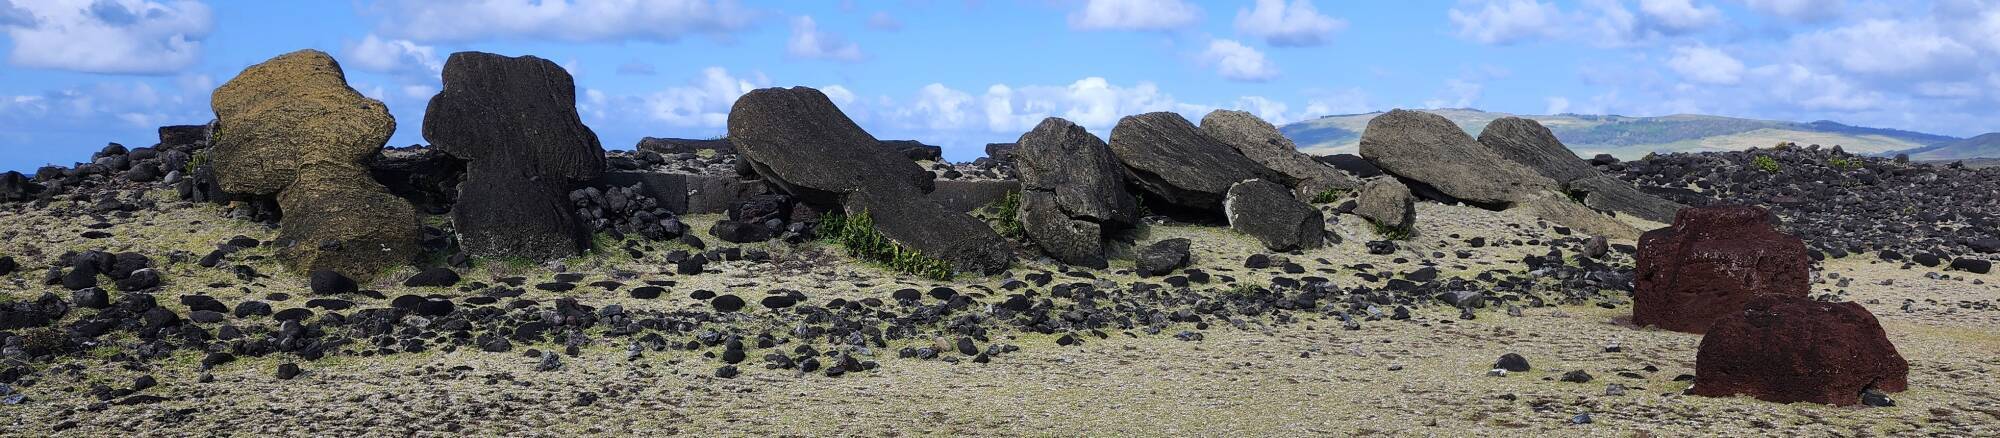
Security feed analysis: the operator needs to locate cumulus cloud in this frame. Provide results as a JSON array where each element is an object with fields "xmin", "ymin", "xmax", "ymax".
[
  {"xmin": 1794, "ymin": 18, "xmax": 1978, "ymax": 80},
  {"xmin": 1545, "ymin": 96, "xmax": 1572, "ymax": 114},
  {"xmin": 370, "ymin": 0, "xmax": 756, "ymax": 43},
  {"xmin": 1667, "ymin": 45, "xmax": 1744, "ymax": 84},
  {"xmin": 344, "ymin": 34, "xmax": 442, "ymax": 75},
  {"xmin": 1069, "ymin": 0, "xmax": 1200, "ymax": 31},
  {"xmin": 2, "ymin": 0, "xmax": 213, "ymax": 74},
  {"xmin": 1747, "ymin": 63, "xmax": 1882, "ymax": 111},
  {"xmin": 1234, "ymin": 0, "xmax": 1347, "ymax": 47},
  {"xmin": 1636, "ymin": 0, "xmax": 1722, "ymax": 32},
  {"xmin": 575, "ymin": 67, "xmax": 767, "ymax": 129},
  {"xmin": 1448, "ymin": 0, "xmax": 1564, "ymax": 45},
  {"xmin": 788, "ymin": 16, "xmax": 864, "ymax": 62},
  {"xmin": 1199, "ymin": 39, "xmax": 1280, "ymax": 82}
]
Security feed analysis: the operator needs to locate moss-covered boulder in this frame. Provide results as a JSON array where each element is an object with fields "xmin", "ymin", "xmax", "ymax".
[
  {"xmin": 275, "ymin": 164, "xmax": 422, "ymax": 278},
  {"xmin": 210, "ymin": 49, "xmax": 418, "ymax": 280},
  {"xmin": 211, "ymin": 49, "xmax": 394, "ymax": 196}
]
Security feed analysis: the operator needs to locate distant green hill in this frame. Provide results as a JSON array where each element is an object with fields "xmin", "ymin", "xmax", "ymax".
[
  {"xmin": 1278, "ymin": 109, "xmax": 1963, "ymax": 160},
  {"xmin": 1904, "ymin": 133, "xmax": 2000, "ymax": 161}
]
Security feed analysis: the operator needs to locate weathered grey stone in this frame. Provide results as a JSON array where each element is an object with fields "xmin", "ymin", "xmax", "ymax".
[
  {"xmin": 1225, "ymin": 179, "xmax": 1325, "ymax": 251},
  {"xmin": 729, "ymin": 87, "xmax": 1009, "ymax": 274},
  {"xmin": 1477, "ymin": 117, "xmax": 1684, "ymax": 223},
  {"xmin": 1018, "ymin": 191, "xmax": 1108, "ymax": 268},
  {"xmin": 1109, "ymin": 112, "xmax": 1285, "ymax": 211},
  {"xmin": 636, "ymin": 137, "xmax": 734, "ymax": 155},
  {"xmin": 1358, "ymin": 109, "xmax": 1555, "ymax": 206},
  {"xmin": 1200, "ymin": 109, "xmax": 1358, "ymax": 199},
  {"xmin": 1014, "ymin": 117, "xmax": 1139, "ymax": 267},
  {"xmin": 927, "ymin": 180, "xmax": 1021, "ymax": 213},
  {"xmin": 1354, "ymin": 177, "xmax": 1415, "ymax": 231}
]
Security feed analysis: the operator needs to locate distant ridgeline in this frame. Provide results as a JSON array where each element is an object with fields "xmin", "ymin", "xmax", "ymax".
[{"xmin": 1278, "ymin": 108, "xmax": 1984, "ymax": 160}]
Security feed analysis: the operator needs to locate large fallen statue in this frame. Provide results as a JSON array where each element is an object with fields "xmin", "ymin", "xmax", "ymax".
[
  {"xmin": 209, "ymin": 49, "xmax": 419, "ymax": 281},
  {"xmin": 1477, "ymin": 117, "xmax": 1685, "ymax": 223},
  {"xmin": 727, "ymin": 86, "xmax": 1011, "ymax": 275},
  {"xmin": 424, "ymin": 51, "xmax": 607, "ymax": 261},
  {"xmin": 1358, "ymin": 109, "xmax": 1640, "ymax": 239},
  {"xmin": 1013, "ymin": 118, "xmax": 1138, "ymax": 268}
]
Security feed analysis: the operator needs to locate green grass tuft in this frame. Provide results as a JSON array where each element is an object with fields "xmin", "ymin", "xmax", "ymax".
[
  {"xmin": 1828, "ymin": 156, "xmax": 1862, "ymax": 170},
  {"xmin": 1309, "ymin": 187, "xmax": 1348, "ymax": 205},
  {"xmin": 982, "ymin": 190, "xmax": 1025, "ymax": 239},
  {"xmin": 1372, "ymin": 222, "xmax": 1414, "ymax": 241},
  {"xmin": 1753, "ymin": 155, "xmax": 1780, "ymax": 173},
  {"xmin": 818, "ymin": 210, "xmax": 955, "ymax": 281}
]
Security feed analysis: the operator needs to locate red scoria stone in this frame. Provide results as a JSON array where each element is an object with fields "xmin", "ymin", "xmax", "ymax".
[
  {"xmin": 1692, "ymin": 294, "xmax": 1909, "ymax": 406},
  {"xmin": 1634, "ymin": 205, "xmax": 1811, "ymax": 334}
]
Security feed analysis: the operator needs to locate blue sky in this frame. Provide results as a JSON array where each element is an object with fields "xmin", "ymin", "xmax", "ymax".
[{"xmin": 2, "ymin": 0, "xmax": 1998, "ymax": 171}]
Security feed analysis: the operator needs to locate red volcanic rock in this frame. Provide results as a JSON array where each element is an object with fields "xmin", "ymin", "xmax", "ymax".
[
  {"xmin": 1692, "ymin": 295, "xmax": 1908, "ymax": 406},
  {"xmin": 1634, "ymin": 205, "xmax": 1811, "ymax": 333}
]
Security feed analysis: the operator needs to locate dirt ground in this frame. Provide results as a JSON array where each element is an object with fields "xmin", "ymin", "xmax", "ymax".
[{"xmin": 1, "ymin": 193, "xmax": 1994, "ymax": 437}]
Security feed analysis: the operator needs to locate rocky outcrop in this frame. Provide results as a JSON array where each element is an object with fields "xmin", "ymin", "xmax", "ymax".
[
  {"xmin": 1, "ymin": 171, "xmax": 42, "ymax": 202},
  {"xmin": 1225, "ymin": 179, "xmax": 1325, "ymax": 251},
  {"xmin": 881, "ymin": 140, "xmax": 943, "ymax": 162},
  {"xmin": 1108, "ymin": 112, "xmax": 1285, "ymax": 211},
  {"xmin": 637, "ymin": 137, "xmax": 734, "ymax": 155},
  {"xmin": 210, "ymin": 49, "xmax": 418, "ymax": 280},
  {"xmin": 1358, "ymin": 110, "xmax": 1554, "ymax": 206},
  {"xmin": 1014, "ymin": 118, "xmax": 1138, "ymax": 268},
  {"xmin": 1692, "ymin": 294, "xmax": 1908, "ymax": 406},
  {"xmin": 1354, "ymin": 177, "xmax": 1414, "ymax": 231},
  {"xmin": 424, "ymin": 51, "xmax": 606, "ymax": 261},
  {"xmin": 1477, "ymin": 117, "xmax": 1684, "ymax": 223},
  {"xmin": 1634, "ymin": 205, "xmax": 1811, "ymax": 333},
  {"xmin": 1200, "ymin": 110, "xmax": 1358, "ymax": 200},
  {"xmin": 728, "ymin": 86, "xmax": 1009, "ymax": 274}
]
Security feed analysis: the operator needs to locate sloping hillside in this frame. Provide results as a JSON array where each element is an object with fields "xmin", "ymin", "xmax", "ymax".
[
  {"xmin": 1280, "ymin": 109, "xmax": 1960, "ymax": 159},
  {"xmin": 1906, "ymin": 133, "xmax": 2000, "ymax": 161}
]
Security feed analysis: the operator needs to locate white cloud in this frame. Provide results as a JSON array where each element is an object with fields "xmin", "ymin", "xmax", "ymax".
[
  {"xmin": 1448, "ymin": 0, "xmax": 1563, "ymax": 45},
  {"xmin": 401, "ymin": 85, "xmax": 438, "ymax": 100},
  {"xmin": 1740, "ymin": 0, "xmax": 1844, "ymax": 22},
  {"xmin": 821, "ymin": 85, "xmax": 857, "ymax": 106},
  {"xmin": 1231, "ymin": 96, "xmax": 1294, "ymax": 125},
  {"xmin": 1301, "ymin": 88, "xmax": 1372, "ymax": 116},
  {"xmin": 629, "ymin": 67, "xmax": 768, "ymax": 128},
  {"xmin": 866, "ymin": 11, "xmax": 902, "ymax": 31},
  {"xmin": 1748, "ymin": 63, "xmax": 1881, "ymax": 111},
  {"xmin": 1795, "ymin": 18, "xmax": 1978, "ymax": 79},
  {"xmin": 1199, "ymin": 39, "xmax": 1279, "ymax": 82},
  {"xmin": 788, "ymin": 16, "xmax": 863, "ymax": 62},
  {"xmin": 888, "ymin": 77, "xmax": 1220, "ymax": 136},
  {"xmin": 1636, "ymin": 0, "xmax": 1722, "ymax": 32},
  {"xmin": 371, "ymin": 0, "xmax": 756, "ymax": 43},
  {"xmin": 1545, "ymin": 96, "xmax": 1572, "ymax": 114},
  {"xmin": 1424, "ymin": 78, "xmax": 1484, "ymax": 108},
  {"xmin": 1069, "ymin": 0, "xmax": 1200, "ymax": 31},
  {"xmin": 1234, "ymin": 0, "xmax": 1347, "ymax": 47},
  {"xmin": 1667, "ymin": 45, "xmax": 1744, "ymax": 84},
  {"xmin": 2, "ymin": 0, "xmax": 213, "ymax": 74},
  {"xmin": 344, "ymin": 34, "xmax": 442, "ymax": 75}
]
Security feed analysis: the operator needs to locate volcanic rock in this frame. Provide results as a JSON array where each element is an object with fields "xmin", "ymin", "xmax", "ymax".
[
  {"xmin": 728, "ymin": 87, "xmax": 1009, "ymax": 274},
  {"xmin": 1357, "ymin": 109, "xmax": 1555, "ymax": 208},
  {"xmin": 1013, "ymin": 117, "xmax": 1137, "ymax": 268},
  {"xmin": 1199, "ymin": 109, "xmax": 1357, "ymax": 199},
  {"xmin": 1108, "ymin": 112, "xmax": 1285, "ymax": 211},
  {"xmin": 1477, "ymin": 117, "xmax": 1684, "ymax": 222},
  {"xmin": 1224, "ymin": 179, "xmax": 1324, "ymax": 251},
  {"xmin": 1692, "ymin": 294, "xmax": 1908, "ymax": 406},
  {"xmin": 402, "ymin": 267, "xmax": 461, "ymax": 287},
  {"xmin": 210, "ymin": 49, "xmax": 419, "ymax": 280},
  {"xmin": 1353, "ymin": 177, "xmax": 1415, "ymax": 231},
  {"xmin": 425, "ymin": 51, "xmax": 605, "ymax": 261},
  {"xmin": 1635, "ymin": 206, "xmax": 1811, "ymax": 334},
  {"xmin": 1134, "ymin": 238, "xmax": 1192, "ymax": 277}
]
